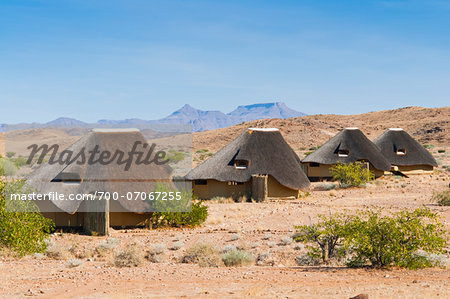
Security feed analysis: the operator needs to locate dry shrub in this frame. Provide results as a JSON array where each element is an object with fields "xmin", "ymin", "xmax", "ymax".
[
  {"xmin": 66, "ymin": 258, "xmax": 84, "ymax": 268},
  {"xmin": 210, "ymin": 196, "xmax": 235, "ymax": 204},
  {"xmin": 115, "ymin": 244, "xmax": 143, "ymax": 267},
  {"xmin": 434, "ymin": 190, "xmax": 450, "ymax": 206},
  {"xmin": 96, "ymin": 238, "xmax": 119, "ymax": 257},
  {"xmin": 46, "ymin": 242, "xmax": 72, "ymax": 260},
  {"xmin": 222, "ymin": 249, "xmax": 255, "ymax": 266},
  {"xmin": 146, "ymin": 243, "xmax": 166, "ymax": 263},
  {"xmin": 182, "ymin": 243, "xmax": 222, "ymax": 267},
  {"xmin": 171, "ymin": 241, "xmax": 184, "ymax": 251},
  {"xmin": 280, "ymin": 236, "xmax": 293, "ymax": 246},
  {"xmin": 229, "ymin": 233, "xmax": 240, "ymax": 241},
  {"xmin": 0, "ymin": 246, "xmax": 16, "ymax": 258},
  {"xmin": 296, "ymin": 254, "xmax": 321, "ymax": 266},
  {"xmin": 68, "ymin": 242, "xmax": 94, "ymax": 259},
  {"xmin": 263, "ymin": 232, "xmax": 272, "ymax": 240}
]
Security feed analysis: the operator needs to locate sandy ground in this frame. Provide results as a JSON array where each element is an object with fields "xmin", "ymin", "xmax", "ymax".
[{"xmin": 1, "ymin": 165, "xmax": 449, "ymax": 299}]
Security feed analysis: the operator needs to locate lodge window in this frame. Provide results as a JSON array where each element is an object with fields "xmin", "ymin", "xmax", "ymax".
[
  {"xmin": 338, "ymin": 150, "xmax": 349, "ymax": 157},
  {"xmin": 310, "ymin": 162, "xmax": 320, "ymax": 167},
  {"xmin": 194, "ymin": 180, "xmax": 207, "ymax": 185},
  {"xmin": 51, "ymin": 172, "xmax": 82, "ymax": 184},
  {"xmin": 396, "ymin": 149, "xmax": 406, "ymax": 155},
  {"xmin": 228, "ymin": 181, "xmax": 244, "ymax": 186},
  {"xmin": 234, "ymin": 160, "xmax": 249, "ymax": 169}
]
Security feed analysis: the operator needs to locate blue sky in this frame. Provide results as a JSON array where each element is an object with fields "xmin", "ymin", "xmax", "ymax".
[{"xmin": 1, "ymin": 0, "xmax": 449, "ymax": 123}]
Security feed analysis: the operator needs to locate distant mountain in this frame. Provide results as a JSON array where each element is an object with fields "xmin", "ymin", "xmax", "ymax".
[
  {"xmin": 1, "ymin": 102, "xmax": 307, "ymax": 132},
  {"xmin": 228, "ymin": 102, "xmax": 306, "ymax": 123},
  {"xmin": 46, "ymin": 117, "xmax": 87, "ymax": 127},
  {"xmin": 157, "ymin": 104, "xmax": 234, "ymax": 131}
]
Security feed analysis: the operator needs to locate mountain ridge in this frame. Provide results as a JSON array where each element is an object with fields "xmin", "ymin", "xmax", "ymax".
[{"xmin": 1, "ymin": 102, "xmax": 306, "ymax": 132}]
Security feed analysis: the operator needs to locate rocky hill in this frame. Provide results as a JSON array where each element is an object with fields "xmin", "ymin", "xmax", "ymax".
[{"xmin": 193, "ymin": 106, "xmax": 449, "ymax": 154}]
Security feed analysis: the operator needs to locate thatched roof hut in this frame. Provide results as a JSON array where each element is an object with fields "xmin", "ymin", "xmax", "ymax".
[
  {"xmin": 373, "ymin": 128, "xmax": 437, "ymax": 173},
  {"xmin": 26, "ymin": 129, "xmax": 174, "ymax": 231},
  {"xmin": 302, "ymin": 128, "xmax": 391, "ymax": 180},
  {"xmin": 186, "ymin": 128, "xmax": 309, "ymax": 199}
]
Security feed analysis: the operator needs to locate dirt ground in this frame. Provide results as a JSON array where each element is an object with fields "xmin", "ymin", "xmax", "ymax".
[{"xmin": 1, "ymin": 148, "xmax": 449, "ymax": 298}]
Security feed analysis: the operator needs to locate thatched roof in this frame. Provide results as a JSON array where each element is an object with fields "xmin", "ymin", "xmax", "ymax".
[
  {"xmin": 185, "ymin": 128, "xmax": 310, "ymax": 190},
  {"xmin": 302, "ymin": 128, "xmax": 391, "ymax": 171},
  {"xmin": 373, "ymin": 128, "xmax": 437, "ymax": 167},
  {"xmin": 26, "ymin": 129, "xmax": 173, "ymax": 214}
]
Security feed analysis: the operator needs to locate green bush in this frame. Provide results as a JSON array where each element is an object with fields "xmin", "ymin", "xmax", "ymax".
[
  {"xmin": 344, "ymin": 207, "xmax": 447, "ymax": 269},
  {"xmin": 0, "ymin": 158, "xmax": 18, "ymax": 176},
  {"xmin": 295, "ymin": 207, "xmax": 448, "ymax": 269},
  {"xmin": 423, "ymin": 143, "xmax": 435, "ymax": 149},
  {"xmin": 164, "ymin": 150, "xmax": 186, "ymax": 164},
  {"xmin": 437, "ymin": 149, "xmax": 445, "ymax": 153},
  {"xmin": 6, "ymin": 152, "xmax": 15, "ymax": 158},
  {"xmin": 304, "ymin": 151, "xmax": 313, "ymax": 157},
  {"xmin": 222, "ymin": 249, "xmax": 255, "ymax": 266},
  {"xmin": 12, "ymin": 156, "xmax": 28, "ymax": 168},
  {"xmin": 434, "ymin": 190, "xmax": 450, "ymax": 206},
  {"xmin": 0, "ymin": 179, "xmax": 54, "ymax": 256},
  {"xmin": 330, "ymin": 162, "xmax": 374, "ymax": 187},
  {"xmin": 147, "ymin": 183, "xmax": 208, "ymax": 228},
  {"xmin": 294, "ymin": 212, "xmax": 350, "ymax": 262}
]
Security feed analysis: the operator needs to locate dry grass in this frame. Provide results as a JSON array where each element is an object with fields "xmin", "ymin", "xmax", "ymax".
[
  {"xmin": 115, "ymin": 244, "xmax": 143, "ymax": 268},
  {"xmin": 146, "ymin": 244, "xmax": 166, "ymax": 263},
  {"xmin": 182, "ymin": 242, "xmax": 222, "ymax": 267},
  {"xmin": 46, "ymin": 243, "xmax": 72, "ymax": 260},
  {"xmin": 222, "ymin": 249, "xmax": 255, "ymax": 267}
]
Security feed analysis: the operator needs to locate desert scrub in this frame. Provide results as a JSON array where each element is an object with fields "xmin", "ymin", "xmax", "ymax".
[
  {"xmin": 263, "ymin": 232, "xmax": 272, "ymax": 240},
  {"xmin": 280, "ymin": 236, "xmax": 293, "ymax": 246},
  {"xmin": 221, "ymin": 244, "xmax": 237, "ymax": 253},
  {"xmin": 181, "ymin": 243, "xmax": 222, "ymax": 267},
  {"xmin": 146, "ymin": 243, "xmax": 166, "ymax": 263},
  {"xmin": 0, "ymin": 179, "xmax": 54, "ymax": 256},
  {"xmin": 46, "ymin": 242, "xmax": 72, "ymax": 260},
  {"xmin": 210, "ymin": 196, "xmax": 234, "ymax": 204},
  {"xmin": 433, "ymin": 190, "xmax": 450, "ymax": 206},
  {"xmin": 170, "ymin": 241, "xmax": 184, "ymax": 251},
  {"xmin": 315, "ymin": 182, "xmax": 336, "ymax": 191},
  {"xmin": 96, "ymin": 238, "xmax": 119, "ymax": 257},
  {"xmin": 115, "ymin": 244, "xmax": 143, "ymax": 267},
  {"xmin": 229, "ymin": 233, "xmax": 240, "ymax": 241},
  {"xmin": 330, "ymin": 162, "xmax": 374, "ymax": 188},
  {"xmin": 295, "ymin": 254, "xmax": 321, "ymax": 266},
  {"xmin": 256, "ymin": 252, "xmax": 271, "ymax": 265},
  {"xmin": 66, "ymin": 259, "xmax": 84, "ymax": 268},
  {"xmin": 222, "ymin": 249, "xmax": 255, "ymax": 266}
]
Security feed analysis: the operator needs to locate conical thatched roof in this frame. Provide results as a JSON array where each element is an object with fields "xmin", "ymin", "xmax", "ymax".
[
  {"xmin": 373, "ymin": 128, "xmax": 437, "ymax": 167},
  {"xmin": 26, "ymin": 129, "xmax": 173, "ymax": 214},
  {"xmin": 185, "ymin": 128, "xmax": 310, "ymax": 190},
  {"xmin": 302, "ymin": 128, "xmax": 391, "ymax": 171}
]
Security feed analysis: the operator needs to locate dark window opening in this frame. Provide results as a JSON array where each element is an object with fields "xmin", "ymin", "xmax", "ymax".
[
  {"xmin": 338, "ymin": 150, "xmax": 349, "ymax": 157},
  {"xmin": 234, "ymin": 160, "xmax": 249, "ymax": 169},
  {"xmin": 194, "ymin": 179, "xmax": 207, "ymax": 185},
  {"xmin": 396, "ymin": 149, "xmax": 406, "ymax": 155},
  {"xmin": 310, "ymin": 162, "xmax": 320, "ymax": 167},
  {"xmin": 51, "ymin": 172, "xmax": 82, "ymax": 184}
]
